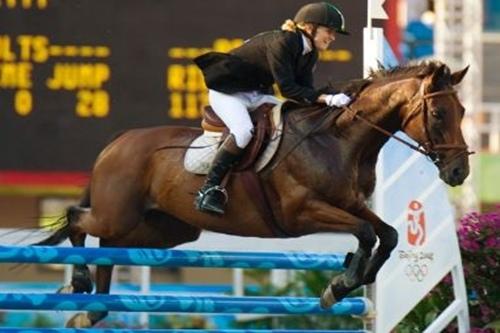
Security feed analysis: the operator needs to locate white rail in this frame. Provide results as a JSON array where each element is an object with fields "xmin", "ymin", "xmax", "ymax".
[{"xmin": 477, "ymin": 102, "xmax": 500, "ymax": 153}]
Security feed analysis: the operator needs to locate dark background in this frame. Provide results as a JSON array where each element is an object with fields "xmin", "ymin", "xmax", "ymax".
[{"xmin": 0, "ymin": 0, "xmax": 365, "ymax": 173}]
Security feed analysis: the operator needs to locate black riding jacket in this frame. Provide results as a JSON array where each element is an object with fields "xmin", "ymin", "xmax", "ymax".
[{"xmin": 194, "ymin": 30, "xmax": 321, "ymax": 103}]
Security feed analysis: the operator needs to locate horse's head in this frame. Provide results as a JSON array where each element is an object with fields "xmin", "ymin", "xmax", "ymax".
[{"xmin": 401, "ymin": 64, "xmax": 470, "ymax": 186}]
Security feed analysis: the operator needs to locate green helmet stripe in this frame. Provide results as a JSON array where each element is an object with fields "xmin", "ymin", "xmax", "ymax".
[{"xmin": 327, "ymin": 3, "xmax": 345, "ymax": 31}]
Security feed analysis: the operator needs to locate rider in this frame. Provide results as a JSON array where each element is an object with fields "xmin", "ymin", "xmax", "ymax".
[{"xmin": 194, "ymin": 2, "xmax": 352, "ymax": 215}]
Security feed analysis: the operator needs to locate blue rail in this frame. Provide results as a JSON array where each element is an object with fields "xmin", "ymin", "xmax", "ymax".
[
  {"xmin": 0, "ymin": 329, "xmax": 369, "ymax": 333},
  {"xmin": 0, "ymin": 293, "xmax": 368, "ymax": 315},
  {"xmin": 0, "ymin": 246, "xmax": 345, "ymax": 270}
]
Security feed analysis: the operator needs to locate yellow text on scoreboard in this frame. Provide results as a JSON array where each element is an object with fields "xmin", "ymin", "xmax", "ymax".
[{"xmin": 0, "ymin": 34, "xmax": 111, "ymax": 117}]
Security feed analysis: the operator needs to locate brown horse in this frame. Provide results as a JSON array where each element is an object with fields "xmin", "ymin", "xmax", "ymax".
[{"xmin": 38, "ymin": 61, "xmax": 470, "ymax": 327}]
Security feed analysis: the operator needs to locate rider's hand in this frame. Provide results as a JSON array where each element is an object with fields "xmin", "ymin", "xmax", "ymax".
[{"xmin": 324, "ymin": 93, "xmax": 351, "ymax": 107}]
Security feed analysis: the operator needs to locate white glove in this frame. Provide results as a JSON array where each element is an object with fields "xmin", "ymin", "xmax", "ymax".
[{"xmin": 324, "ymin": 93, "xmax": 351, "ymax": 107}]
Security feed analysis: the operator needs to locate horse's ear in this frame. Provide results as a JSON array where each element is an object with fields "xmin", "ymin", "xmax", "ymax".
[
  {"xmin": 430, "ymin": 64, "xmax": 448, "ymax": 87},
  {"xmin": 424, "ymin": 64, "xmax": 447, "ymax": 92},
  {"xmin": 450, "ymin": 65, "xmax": 469, "ymax": 85}
]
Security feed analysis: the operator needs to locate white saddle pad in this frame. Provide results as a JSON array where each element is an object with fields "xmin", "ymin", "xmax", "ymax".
[{"xmin": 184, "ymin": 103, "xmax": 284, "ymax": 174}]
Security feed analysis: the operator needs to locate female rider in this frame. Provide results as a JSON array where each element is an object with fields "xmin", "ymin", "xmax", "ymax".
[{"xmin": 194, "ymin": 2, "xmax": 352, "ymax": 215}]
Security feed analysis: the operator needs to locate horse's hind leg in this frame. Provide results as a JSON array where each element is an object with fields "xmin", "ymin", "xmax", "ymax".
[
  {"xmin": 37, "ymin": 186, "xmax": 93, "ymax": 295},
  {"xmin": 66, "ymin": 209, "xmax": 201, "ymax": 328},
  {"xmin": 62, "ymin": 187, "xmax": 93, "ymax": 294},
  {"xmin": 64, "ymin": 206, "xmax": 93, "ymax": 294},
  {"xmin": 65, "ymin": 251, "xmax": 113, "ymax": 328}
]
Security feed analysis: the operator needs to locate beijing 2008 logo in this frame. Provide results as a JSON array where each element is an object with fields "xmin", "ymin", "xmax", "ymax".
[
  {"xmin": 407, "ymin": 200, "xmax": 426, "ymax": 246},
  {"xmin": 399, "ymin": 200, "xmax": 433, "ymax": 282}
]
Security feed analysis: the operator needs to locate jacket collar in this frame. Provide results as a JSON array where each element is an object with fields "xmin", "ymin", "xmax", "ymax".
[{"xmin": 300, "ymin": 32, "xmax": 313, "ymax": 55}]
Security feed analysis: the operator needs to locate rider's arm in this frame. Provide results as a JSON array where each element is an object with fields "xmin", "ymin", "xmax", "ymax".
[{"xmin": 266, "ymin": 33, "xmax": 320, "ymax": 103}]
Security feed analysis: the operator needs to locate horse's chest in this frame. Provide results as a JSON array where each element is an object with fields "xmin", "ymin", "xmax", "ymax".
[{"xmin": 334, "ymin": 165, "xmax": 374, "ymax": 201}]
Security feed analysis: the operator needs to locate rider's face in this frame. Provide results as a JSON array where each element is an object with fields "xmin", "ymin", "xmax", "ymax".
[{"xmin": 313, "ymin": 26, "xmax": 336, "ymax": 50}]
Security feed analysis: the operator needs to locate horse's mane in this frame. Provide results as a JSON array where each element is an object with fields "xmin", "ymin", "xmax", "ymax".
[{"xmin": 324, "ymin": 60, "xmax": 451, "ymax": 96}]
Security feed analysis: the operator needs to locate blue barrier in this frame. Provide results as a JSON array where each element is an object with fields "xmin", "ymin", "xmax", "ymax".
[
  {"xmin": 0, "ymin": 246, "xmax": 368, "ymax": 332},
  {"xmin": 0, "ymin": 293, "xmax": 368, "ymax": 316},
  {"xmin": 0, "ymin": 329, "xmax": 368, "ymax": 333},
  {"xmin": 0, "ymin": 246, "xmax": 345, "ymax": 270},
  {"xmin": 0, "ymin": 282, "xmax": 259, "ymax": 294}
]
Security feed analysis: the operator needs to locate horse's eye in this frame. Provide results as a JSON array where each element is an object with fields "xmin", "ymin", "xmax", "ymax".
[{"xmin": 431, "ymin": 109, "xmax": 444, "ymax": 121}]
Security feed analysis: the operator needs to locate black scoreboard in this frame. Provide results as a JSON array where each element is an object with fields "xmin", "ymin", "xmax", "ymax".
[{"xmin": 0, "ymin": 0, "xmax": 365, "ymax": 183}]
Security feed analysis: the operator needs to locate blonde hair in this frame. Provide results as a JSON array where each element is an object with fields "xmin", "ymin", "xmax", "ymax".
[{"xmin": 281, "ymin": 19, "xmax": 309, "ymax": 32}]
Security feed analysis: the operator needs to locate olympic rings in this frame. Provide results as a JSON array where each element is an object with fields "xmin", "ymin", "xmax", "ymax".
[{"xmin": 404, "ymin": 263, "xmax": 428, "ymax": 282}]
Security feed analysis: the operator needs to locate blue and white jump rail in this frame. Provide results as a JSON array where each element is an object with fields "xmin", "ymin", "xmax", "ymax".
[
  {"xmin": 0, "ymin": 246, "xmax": 371, "ymax": 332},
  {"xmin": 0, "ymin": 245, "xmax": 345, "ymax": 270},
  {"xmin": 0, "ymin": 293, "xmax": 367, "ymax": 315},
  {"xmin": 2, "ymin": 328, "xmax": 366, "ymax": 333}
]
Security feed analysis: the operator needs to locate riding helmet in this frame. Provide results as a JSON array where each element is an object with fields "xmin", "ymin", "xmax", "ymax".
[{"xmin": 294, "ymin": 2, "xmax": 349, "ymax": 35}]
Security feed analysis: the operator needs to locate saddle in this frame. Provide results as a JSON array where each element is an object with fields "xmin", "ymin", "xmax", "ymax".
[
  {"xmin": 200, "ymin": 103, "xmax": 291, "ymax": 237},
  {"xmin": 201, "ymin": 103, "xmax": 276, "ymax": 171},
  {"xmin": 184, "ymin": 101, "xmax": 295, "ymax": 237}
]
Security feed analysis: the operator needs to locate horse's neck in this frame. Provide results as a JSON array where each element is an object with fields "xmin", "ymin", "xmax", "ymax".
[{"xmin": 347, "ymin": 78, "xmax": 420, "ymax": 159}]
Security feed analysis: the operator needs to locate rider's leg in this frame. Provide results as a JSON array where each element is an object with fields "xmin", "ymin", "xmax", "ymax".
[{"xmin": 195, "ymin": 90, "xmax": 252, "ymax": 215}]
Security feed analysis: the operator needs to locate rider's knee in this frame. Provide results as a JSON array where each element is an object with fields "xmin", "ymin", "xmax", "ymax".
[{"xmin": 233, "ymin": 125, "xmax": 254, "ymax": 148}]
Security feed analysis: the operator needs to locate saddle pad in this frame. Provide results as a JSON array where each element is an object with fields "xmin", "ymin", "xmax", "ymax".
[
  {"xmin": 184, "ymin": 104, "xmax": 284, "ymax": 174},
  {"xmin": 184, "ymin": 132, "xmax": 223, "ymax": 174}
]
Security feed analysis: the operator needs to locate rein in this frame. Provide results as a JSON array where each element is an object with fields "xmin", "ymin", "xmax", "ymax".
[
  {"xmin": 269, "ymin": 105, "xmax": 337, "ymax": 171},
  {"xmin": 348, "ymin": 89, "xmax": 473, "ymax": 166},
  {"xmin": 344, "ymin": 105, "xmax": 430, "ymax": 156}
]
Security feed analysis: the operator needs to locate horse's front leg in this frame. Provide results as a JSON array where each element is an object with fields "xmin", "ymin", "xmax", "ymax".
[
  {"xmin": 297, "ymin": 200, "xmax": 377, "ymax": 308},
  {"xmin": 356, "ymin": 206, "xmax": 399, "ymax": 284}
]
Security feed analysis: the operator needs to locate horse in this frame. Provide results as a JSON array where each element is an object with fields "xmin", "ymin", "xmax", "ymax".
[{"xmin": 37, "ymin": 61, "xmax": 470, "ymax": 327}]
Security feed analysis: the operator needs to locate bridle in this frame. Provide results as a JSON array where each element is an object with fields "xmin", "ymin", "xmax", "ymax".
[
  {"xmin": 271, "ymin": 86, "xmax": 473, "ymax": 171},
  {"xmin": 345, "ymin": 88, "xmax": 473, "ymax": 167}
]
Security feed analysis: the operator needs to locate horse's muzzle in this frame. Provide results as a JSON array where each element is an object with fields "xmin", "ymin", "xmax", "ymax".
[{"xmin": 439, "ymin": 157, "xmax": 470, "ymax": 187}]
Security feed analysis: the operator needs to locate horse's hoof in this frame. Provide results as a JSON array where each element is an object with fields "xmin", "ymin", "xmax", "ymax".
[
  {"xmin": 320, "ymin": 275, "xmax": 354, "ymax": 309},
  {"xmin": 65, "ymin": 313, "xmax": 92, "ymax": 328},
  {"xmin": 72, "ymin": 277, "xmax": 93, "ymax": 293},
  {"xmin": 56, "ymin": 285, "xmax": 74, "ymax": 294},
  {"xmin": 320, "ymin": 285, "xmax": 337, "ymax": 309}
]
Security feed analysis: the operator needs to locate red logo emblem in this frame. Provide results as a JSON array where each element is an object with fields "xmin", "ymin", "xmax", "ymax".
[{"xmin": 407, "ymin": 200, "xmax": 426, "ymax": 246}]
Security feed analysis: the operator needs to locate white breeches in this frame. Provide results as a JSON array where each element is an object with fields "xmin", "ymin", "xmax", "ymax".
[{"xmin": 208, "ymin": 89, "xmax": 281, "ymax": 148}]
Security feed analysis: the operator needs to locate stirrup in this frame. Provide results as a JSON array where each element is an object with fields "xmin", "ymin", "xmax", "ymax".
[
  {"xmin": 200, "ymin": 186, "xmax": 229, "ymax": 205},
  {"xmin": 195, "ymin": 185, "xmax": 229, "ymax": 214}
]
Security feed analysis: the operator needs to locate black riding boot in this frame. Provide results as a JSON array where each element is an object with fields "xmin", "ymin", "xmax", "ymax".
[{"xmin": 195, "ymin": 134, "xmax": 243, "ymax": 215}]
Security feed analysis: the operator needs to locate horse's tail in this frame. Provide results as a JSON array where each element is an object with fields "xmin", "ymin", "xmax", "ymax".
[
  {"xmin": 33, "ymin": 184, "xmax": 91, "ymax": 246},
  {"xmin": 33, "ymin": 215, "xmax": 71, "ymax": 246}
]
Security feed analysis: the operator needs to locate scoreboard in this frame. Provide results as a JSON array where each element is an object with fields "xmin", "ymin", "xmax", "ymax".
[{"xmin": 0, "ymin": 0, "xmax": 365, "ymax": 191}]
